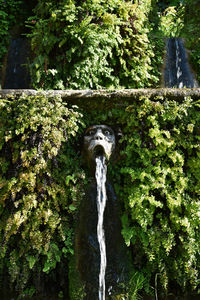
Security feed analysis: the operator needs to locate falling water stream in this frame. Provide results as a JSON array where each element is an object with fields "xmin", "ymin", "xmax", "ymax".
[
  {"xmin": 95, "ymin": 155, "xmax": 107, "ymax": 300},
  {"xmin": 164, "ymin": 38, "xmax": 198, "ymax": 88},
  {"xmin": 175, "ymin": 39, "xmax": 183, "ymax": 88},
  {"xmin": 3, "ymin": 38, "xmax": 30, "ymax": 89}
]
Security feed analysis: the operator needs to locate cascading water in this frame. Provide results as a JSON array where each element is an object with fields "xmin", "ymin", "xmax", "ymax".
[
  {"xmin": 95, "ymin": 155, "xmax": 107, "ymax": 300},
  {"xmin": 164, "ymin": 37, "xmax": 198, "ymax": 88},
  {"xmin": 3, "ymin": 38, "xmax": 30, "ymax": 89},
  {"xmin": 175, "ymin": 39, "xmax": 183, "ymax": 88}
]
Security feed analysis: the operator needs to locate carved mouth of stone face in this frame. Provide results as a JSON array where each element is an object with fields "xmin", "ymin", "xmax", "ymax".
[{"xmin": 93, "ymin": 145, "xmax": 105, "ymax": 157}]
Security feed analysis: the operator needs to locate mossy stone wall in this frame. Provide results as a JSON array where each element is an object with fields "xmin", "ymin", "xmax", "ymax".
[{"xmin": 1, "ymin": 89, "xmax": 200, "ymax": 299}]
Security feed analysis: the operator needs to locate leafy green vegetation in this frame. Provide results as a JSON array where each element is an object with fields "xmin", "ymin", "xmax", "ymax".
[
  {"xmin": 183, "ymin": 0, "xmax": 200, "ymax": 83},
  {"xmin": 1, "ymin": 0, "xmax": 200, "ymax": 299},
  {"xmin": 0, "ymin": 0, "xmax": 22, "ymax": 68},
  {"xmin": 1, "ymin": 93, "xmax": 200, "ymax": 298},
  {"xmin": 0, "ymin": 0, "xmax": 192, "ymax": 90},
  {"xmin": 0, "ymin": 0, "xmax": 37, "ymax": 88},
  {"xmin": 26, "ymin": 0, "xmax": 163, "ymax": 89},
  {"xmin": 119, "ymin": 96, "xmax": 200, "ymax": 297},
  {"xmin": 83, "ymin": 93, "xmax": 200, "ymax": 298},
  {"xmin": 0, "ymin": 94, "xmax": 85, "ymax": 297},
  {"xmin": 1, "ymin": 0, "xmax": 199, "ymax": 90},
  {"xmin": 159, "ymin": 2, "xmax": 185, "ymax": 37}
]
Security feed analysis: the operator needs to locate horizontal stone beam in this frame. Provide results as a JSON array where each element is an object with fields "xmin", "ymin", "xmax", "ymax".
[{"xmin": 1, "ymin": 88, "xmax": 200, "ymax": 102}]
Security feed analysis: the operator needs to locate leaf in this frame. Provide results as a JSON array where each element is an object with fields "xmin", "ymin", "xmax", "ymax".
[
  {"xmin": 69, "ymin": 204, "xmax": 76, "ymax": 211},
  {"xmin": 26, "ymin": 255, "xmax": 37, "ymax": 269}
]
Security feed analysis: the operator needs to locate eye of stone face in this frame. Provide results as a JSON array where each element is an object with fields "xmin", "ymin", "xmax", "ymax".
[
  {"xmin": 104, "ymin": 130, "xmax": 112, "ymax": 136},
  {"xmin": 87, "ymin": 129, "xmax": 95, "ymax": 136}
]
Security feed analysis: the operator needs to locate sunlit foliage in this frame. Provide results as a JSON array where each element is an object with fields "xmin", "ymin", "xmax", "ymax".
[{"xmin": 26, "ymin": 0, "xmax": 163, "ymax": 89}]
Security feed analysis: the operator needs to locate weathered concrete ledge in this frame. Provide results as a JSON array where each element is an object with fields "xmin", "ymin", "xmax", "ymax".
[{"xmin": 1, "ymin": 88, "xmax": 200, "ymax": 102}]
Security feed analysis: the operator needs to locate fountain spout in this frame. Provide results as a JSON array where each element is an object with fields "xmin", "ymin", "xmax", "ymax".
[
  {"xmin": 83, "ymin": 125, "xmax": 116, "ymax": 169},
  {"xmin": 76, "ymin": 125, "xmax": 128, "ymax": 299}
]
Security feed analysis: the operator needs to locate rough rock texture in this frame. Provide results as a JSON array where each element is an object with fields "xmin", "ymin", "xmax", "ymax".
[{"xmin": 1, "ymin": 88, "xmax": 200, "ymax": 104}]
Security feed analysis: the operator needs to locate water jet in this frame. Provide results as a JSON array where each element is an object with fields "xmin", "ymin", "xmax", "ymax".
[{"xmin": 76, "ymin": 125, "xmax": 127, "ymax": 299}]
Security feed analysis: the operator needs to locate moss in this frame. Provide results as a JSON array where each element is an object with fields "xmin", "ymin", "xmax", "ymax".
[{"xmin": 68, "ymin": 255, "xmax": 85, "ymax": 300}]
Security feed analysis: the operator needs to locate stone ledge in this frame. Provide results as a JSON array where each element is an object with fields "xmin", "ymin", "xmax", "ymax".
[{"xmin": 1, "ymin": 88, "xmax": 200, "ymax": 102}]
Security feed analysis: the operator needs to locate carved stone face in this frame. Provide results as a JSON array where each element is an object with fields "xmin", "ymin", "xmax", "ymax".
[{"xmin": 83, "ymin": 125, "xmax": 116, "ymax": 162}]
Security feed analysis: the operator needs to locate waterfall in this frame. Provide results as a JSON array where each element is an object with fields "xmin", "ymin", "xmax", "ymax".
[
  {"xmin": 164, "ymin": 38, "xmax": 198, "ymax": 88},
  {"xmin": 175, "ymin": 39, "xmax": 183, "ymax": 88},
  {"xmin": 3, "ymin": 38, "xmax": 30, "ymax": 89},
  {"xmin": 95, "ymin": 155, "xmax": 107, "ymax": 300}
]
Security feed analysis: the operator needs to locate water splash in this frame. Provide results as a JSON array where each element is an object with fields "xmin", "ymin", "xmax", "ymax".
[{"xmin": 95, "ymin": 155, "xmax": 107, "ymax": 300}]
